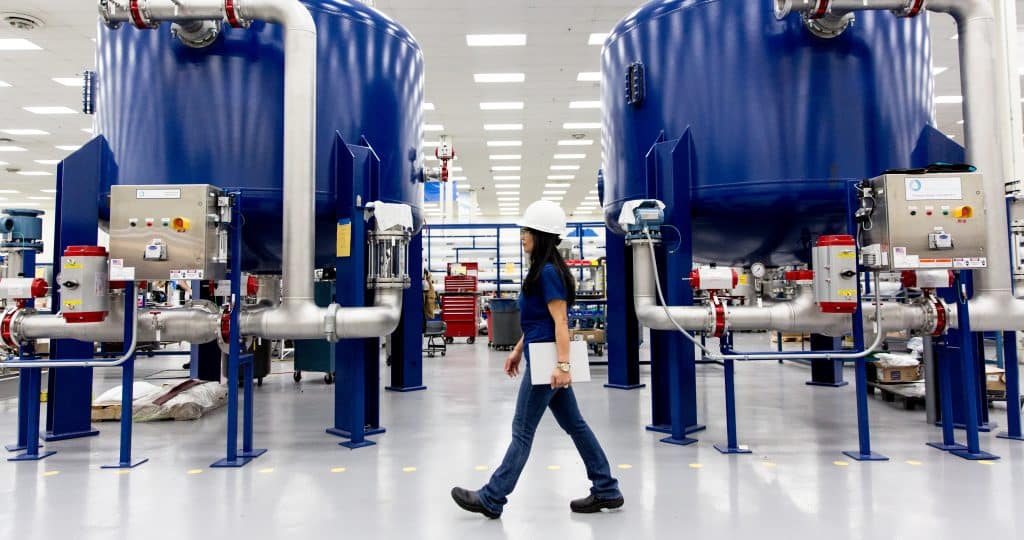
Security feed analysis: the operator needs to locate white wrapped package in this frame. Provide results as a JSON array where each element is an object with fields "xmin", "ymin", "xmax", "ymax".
[
  {"xmin": 369, "ymin": 201, "xmax": 413, "ymax": 232},
  {"xmin": 92, "ymin": 380, "xmax": 228, "ymax": 422},
  {"xmin": 875, "ymin": 353, "xmax": 920, "ymax": 368}
]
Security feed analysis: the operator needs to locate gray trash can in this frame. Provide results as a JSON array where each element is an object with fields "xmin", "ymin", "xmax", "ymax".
[{"xmin": 488, "ymin": 298, "xmax": 522, "ymax": 351}]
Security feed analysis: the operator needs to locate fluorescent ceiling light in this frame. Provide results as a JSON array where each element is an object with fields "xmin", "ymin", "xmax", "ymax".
[
  {"xmin": 0, "ymin": 190, "xmax": 19, "ymax": 193},
  {"xmin": 554, "ymin": 153, "xmax": 586, "ymax": 159},
  {"xmin": 474, "ymin": 73, "xmax": 526, "ymax": 83},
  {"xmin": 0, "ymin": 146, "xmax": 27, "ymax": 152},
  {"xmin": 17, "ymin": 171, "xmax": 50, "ymax": 176},
  {"xmin": 932, "ymin": 67, "xmax": 948, "ymax": 76},
  {"xmin": 558, "ymin": 139, "xmax": 594, "ymax": 146},
  {"xmin": 546, "ymin": 183, "xmax": 571, "ymax": 188},
  {"xmin": 487, "ymin": 140, "xmax": 522, "ymax": 147},
  {"xmin": 577, "ymin": 72, "xmax": 601, "ymax": 82},
  {"xmin": 569, "ymin": 101, "xmax": 601, "ymax": 109},
  {"xmin": 40, "ymin": 189, "xmax": 58, "ymax": 193},
  {"xmin": 498, "ymin": 197, "xmax": 520, "ymax": 201},
  {"xmin": 580, "ymin": 202, "xmax": 601, "ymax": 206},
  {"xmin": 466, "ymin": 34, "xmax": 527, "ymax": 47},
  {"xmin": 28, "ymin": 196, "xmax": 53, "ymax": 200},
  {"xmin": 0, "ymin": 81, "xmax": 11, "ymax": 87},
  {"xmin": 563, "ymin": 122, "xmax": 601, "ymax": 130},
  {"xmin": 495, "ymin": 183, "xmax": 520, "ymax": 188},
  {"xmin": 34, "ymin": 159, "xmax": 61, "ymax": 165},
  {"xmin": 81, "ymin": 128, "xmax": 94, "ymax": 134},
  {"xmin": 0, "ymin": 39, "xmax": 42, "ymax": 51},
  {"xmin": 52, "ymin": 77, "xmax": 84, "ymax": 87},
  {"xmin": 450, "ymin": 166, "xmax": 463, "ymax": 172},
  {"xmin": 480, "ymin": 102, "xmax": 524, "ymax": 110},
  {"xmin": 492, "ymin": 165, "xmax": 521, "ymax": 171},
  {"xmin": 498, "ymin": 202, "xmax": 520, "ymax": 207},
  {"xmin": 0, "ymin": 160, "xmax": 6, "ymax": 165},
  {"xmin": 422, "ymin": 140, "xmax": 440, "ymax": 147},
  {"xmin": 548, "ymin": 175, "xmax": 575, "ymax": 180},
  {"xmin": 423, "ymin": 102, "xmax": 435, "ymax": 111},
  {"xmin": 543, "ymin": 196, "xmax": 563, "ymax": 201},
  {"xmin": 456, "ymin": 184, "xmax": 471, "ymax": 190},
  {"xmin": 494, "ymin": 175, "xmax": 521, "ymax": 180},
  {"xmin": 589, "ymin": 189, "xmax": 599, "ymax": 194},
  {"xmin": 490, "ymin": 154, "xmax": 521, "ymax": 160},
  {"xmin": 24, "ymin": 106, "xmax": 77, "ymax": 115},
  {"xmin": 588, "ymin": 33, "xmax": 608, "ymax": 46},
  {"xmin": 450, "ymin": 176, "xmax": 468, "ymax": 181},
  {"xmin": 957, "ymin": 120, "xmax": 964, "ymax": 125},
  {"xmin": 424, "ymin": 155, "xmax": 438, "ymax": 161},
  {"xmin": 423, "ymin": 124, "xmax": 444, "ymax": 131},
  {"xmin": 497, "ymin": 191, "xmax": 520, "ymax": 196},
  {"xmin": 935, "ymin": 96, "xmax": 963, "ymax": 104},
  {"xmin": 585, "ymin": 196, "xmax": 599, "ymax": 201},
  {"xmin": 484, "ymin": 123, "xmax": 523, "ymax": 131},
  {"xmin": 551, "ymin": 165, "xmax": 581, "ymax": 171},
  {"xmin": 1, "ymin": 129, "xmax": 49, "ymax": 135}
]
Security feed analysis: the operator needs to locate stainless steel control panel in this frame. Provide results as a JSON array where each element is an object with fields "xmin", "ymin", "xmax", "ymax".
[
  {"xmin": 109, "ymin": 185, "xmax": 229, "ymax": 280},
  {"xmin": 860, "ymin": 173, "xmax": 987, "ymax": 270}
]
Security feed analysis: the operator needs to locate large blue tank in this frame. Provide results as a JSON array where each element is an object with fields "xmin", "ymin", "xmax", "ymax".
[
  {"xmin": 96, "ymin": 0, "xmax": 423, "ymax": 273},
  {"xmin": 602, "ymin": 0, "xmax": 951, "ymax": 266}
]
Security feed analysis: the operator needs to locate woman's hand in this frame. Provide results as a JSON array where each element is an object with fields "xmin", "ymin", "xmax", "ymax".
[
  {"xmin": 550, "ymin": 369, "xmax": 572, "ymax": 389},
  {"xmin": 504, "ymin": 349, "xmax": 523, "ymax": 378}
]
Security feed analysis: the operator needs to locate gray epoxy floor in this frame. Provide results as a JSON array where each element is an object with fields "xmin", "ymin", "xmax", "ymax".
[{"xmin": 0, "ymin": 335, "xmax": 1022, "ymax": 539}]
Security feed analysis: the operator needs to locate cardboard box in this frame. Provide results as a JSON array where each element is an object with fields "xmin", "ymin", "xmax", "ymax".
[
  {"xmin": 573, "ymin": 329, "xmax": 605, "ymax": 344},
  {"xmin": 875, "ymin": 364, "xmax": 922, "ymax": 383},
  {"xmin": 986, "ymin": 366, "xmax": 1007, "ymax": 393}
]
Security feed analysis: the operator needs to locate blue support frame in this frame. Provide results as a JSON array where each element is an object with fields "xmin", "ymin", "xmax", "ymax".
[
  {"xmin": 997, "ymin": 330, "xmax": 1023, "ymax": 441},
  {"xmin": 947, "ymin": 276, "xmax": 999, "ymax": 461},
  {"xmin": 5, "ymin": 250, "xmax": 40, "ymax": 454},
  {"xmin": 714, "ymin": 333, "xmax": 752, "ymax": 455},
  {"xmin": 101, "ymin": 282, "xmax": 148, "ymax": 469},
  {"xmin": 212, "ymin": 195, "xmax": 266, "ymax": 468}
]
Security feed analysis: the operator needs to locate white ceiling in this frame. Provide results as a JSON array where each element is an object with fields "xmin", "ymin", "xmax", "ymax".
[{"xmin": 0, "ymin": 1, "xmax": 1018, "ymax": 224}]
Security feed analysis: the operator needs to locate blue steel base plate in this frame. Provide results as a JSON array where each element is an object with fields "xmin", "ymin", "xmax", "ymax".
[
  {"xmin": 604, "ymin": 383, "xmax": 646, "ymax": 390},
  {"xmin": 211, "ymin": 456, "xmax": 257, "ymax": 468},
  {"xmin": 714, "ymin": 443, "xmax": 753, "ymax": 454},
  {"xmin": 385, "ymin": 385, "xmax": 427, "ymax": 393},
  {"xmin": 805, "ymin": 381, "xmax": 849, "ymax": 388},
  {"xmin": 8, "ymin": 450, "xmax": 56, "ymax": 462},
  {"xmin": 101, "ymin": 458, "xmax": 149, "ymax": 469},
  {"xmin": 326, "ymin": 427, "xmax": 386, "ymax": 439},
  {"xmin": 927, "ymin": 441, "xmax": 968, "ymax": 452},
  {"xmin": 660, "ymin": 436, "xmax": 698, "ymax": 446},
  {"xmin": 950, "ymin": 449, "xmax": 1000, "ymax": 461},
  {"xmin": 646, "ymin": 423, "xmax": 706, "ymax": 435},
  {"xmin": 5, "ymin": 443, "xmax": 30, "ymax": 452},
  {"xmin": 842, "ymin": 451, "xmax": 889, "ymax": 462},
  {"xmin": 44, "ymin": 429, "xmax": 99, "ymax": 442},
  {"xmin": 340, "ymin": 439, "xmax": 377, "ymax": 449},
  {"xmin": 239, "ymin": 448, "xmax": 267, "ymax": 459},
  {"xmin": 996, "ymin": 432, "xmax": 1024, "ymax": 441}
]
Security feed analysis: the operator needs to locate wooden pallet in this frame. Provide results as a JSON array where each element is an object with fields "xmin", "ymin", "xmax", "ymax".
[{"xmin": 868, "ymin": 381, "xmax": 926, "ymax": 411}]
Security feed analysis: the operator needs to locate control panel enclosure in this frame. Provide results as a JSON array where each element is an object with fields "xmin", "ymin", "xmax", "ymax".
[
  {"xmin": 859, "ymin": 173, "xmax": 987, "ymax": 270},
  {"xmin": 109, "ymin": 185, "xmax": 228, "ymax": 280}
]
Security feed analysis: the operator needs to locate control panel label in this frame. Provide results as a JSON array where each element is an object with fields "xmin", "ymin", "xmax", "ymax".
[
  {"xmin": 136, "ymin": 189, "xmax": 182, "ymax": 200},
  {"xmin": 170, "ymin": 269, "xmax": 205, "ymax": 280},
  {"xmin": 905, "ymin": 177, "xmax": 963, "ymax": 201},
  {"xmin": 953, "ymin": 258, "xmax": 988, "ymax": 269}
]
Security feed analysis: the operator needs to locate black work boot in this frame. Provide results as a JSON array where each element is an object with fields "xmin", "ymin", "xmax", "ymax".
[
  {"xmin": 570, "ymin": 494, "xmax": 625, "ymax": 513},
  {"xmin": 451, "ymin": 487, "xmax": 501, "ymax": 519}
]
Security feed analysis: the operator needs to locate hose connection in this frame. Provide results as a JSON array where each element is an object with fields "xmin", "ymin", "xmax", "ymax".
[{"xmin": 367, "ymin": 230, "xmax": 411, "ymax": 290}]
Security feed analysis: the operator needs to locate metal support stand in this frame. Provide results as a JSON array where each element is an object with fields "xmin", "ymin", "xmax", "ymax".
[
  {"xmin": 4, "ymin": 369, "xmax": 33, "ymax": 452},
  {"xmin": 946, "ymin": 276, "xmax": 998, "ymax": 460},
  {"xmin": 7, "ymin": 366, "xmax": 54, "ymax": 462},
  {"xmin": 715, "ymin": 333, "xmax": 751, "ymax": 455},
  {"xmin": 806, "ymin": 334, "xmax": 849, "ymax": 387},
  {"xmin": 997, "ymin": 330, "xmax": 1023, "ymax": 441},
  {"xmin": 212, "ymin": 197, "xmax": 265, "ymax": 468},
  {"xmin": 102, "ymin": 282, "xmax": 147, "ymax": 469},
  {"xmin": 927, "ymin": 346, "xmax": 968, "ymax": 452}
]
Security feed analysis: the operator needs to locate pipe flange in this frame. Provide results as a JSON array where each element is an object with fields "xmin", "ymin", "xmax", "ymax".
[
  {"xmin": 128, "ymin": 0, "xmax": 158, "ymax": 29},
  {"xmin": 893, "ymin": 0, "xmax": 926, "ymax": 18},
  {"xmin": 803, "ymin": 12, "xmax": 854, "ymax": 39},
  {"xmin": 324, "ymin": 303, "xmax": 340, "ymax": 343},
  {"xmin": 171, "ymin": 19, "xmax": 222, "ymax": 49},
  {"xmin": 97, "ymin": 0, "xmax": 122, "ymax": 29},
  {"xmin": 713, "ymin": 301, "xmax": 729, "ymax": 338},
  {"xmin": 0, "ymin": 307, "xmax": 33, "ymax": 352},
  {"xmin": 224, "ymin": 0, "xmax": 250, "ymax": 28}
]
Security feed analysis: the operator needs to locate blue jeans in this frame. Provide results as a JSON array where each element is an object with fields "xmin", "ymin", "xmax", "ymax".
[{"xmin": 478, "ymin": 362, "xmax": 622, "ymax": 514}]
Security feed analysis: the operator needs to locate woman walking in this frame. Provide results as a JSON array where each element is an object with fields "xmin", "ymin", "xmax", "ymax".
[{"xmin": 451, "ymin": 200, "xmax": 624, "ymax": 518}]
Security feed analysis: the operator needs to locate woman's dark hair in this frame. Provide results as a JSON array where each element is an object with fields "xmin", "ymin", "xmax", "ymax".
[{"xmin": 522, "ymin": 228, "xmax": 576, "ymax": 307}]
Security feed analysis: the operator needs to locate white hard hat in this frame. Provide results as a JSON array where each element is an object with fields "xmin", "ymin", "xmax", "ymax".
[{"xmin": 517, "ymin": 200, "xmax": 568, "ymax": 237}]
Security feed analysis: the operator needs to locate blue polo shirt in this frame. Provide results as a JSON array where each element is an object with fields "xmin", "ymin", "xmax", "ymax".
[{"xmin": 518, "ymin": 263, "xmax": 569, "ymax": 359}]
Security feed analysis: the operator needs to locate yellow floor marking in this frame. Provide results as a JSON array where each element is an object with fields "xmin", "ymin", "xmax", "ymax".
[
  {"xmin": 617, "ymin": 464, "xmax": 633, "ymax": 470},
  {"xmin": 762, "ymin": 462, "xmax": 778, "ymax": 468},
  {"xmin": 331, "ymin": 467, "xmax": 347, "ymax": 473},
  {"xmin": 402, "ymin": 467, "xmax": 417, "ymax": 473},
  {"xmin": 978, "ymin": 460, "xmax": 996, "ymax": 466},
  {"xmin": 905, "ymin": 460, "xmax": 922, "ymax": 466},
  {"xmin": 116, "ymin": 470, "xmax": 131, "ymax": 475},
  {"xmin": 833, "ymin": 461, "xmax": 850, "ymax": 467},
  {"xmin": 474, "ymin": 465, "xmax": 489, "ymax": 471},
  {"xmin": 42, "ymin": 471, "xmax": 59, "ymax": 477},
  {"xmin": 258, "ymin": 468, "xmax": 274, "ymax": 474},
  {"xmin": 187, "ymin": 469, "xmax": 204, "ymax": 475},
  {"xmin": 546, "ymin": 465, "xmax": 561, "ymax": 471},
  {"xmin": 688, "ymin": 463, "xmax": 703, "ymax": 469}
]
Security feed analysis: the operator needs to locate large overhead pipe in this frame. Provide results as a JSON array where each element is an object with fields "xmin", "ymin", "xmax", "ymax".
[
  {"xmin": 94, "ymin": 0, "xmax": 407, "ymax": 344},
  {"xmin": 777, "ymin": 0, "xmax": 1024, "ymax": 331}
]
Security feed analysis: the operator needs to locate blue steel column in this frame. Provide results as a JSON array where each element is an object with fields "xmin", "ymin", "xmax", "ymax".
[
  {"xmin": 928, "ymin": 334, "xmax": 969, "ymax": 452},
  {"xmin": 5, "ymin": 249, "xmax": 39, "ymax": 453},
  {"xmin": 715, "ymin": 332, "xmax": 752, "ymax": 454},
  {"xmin": 949, "ymin": 275, "xmax": 999, "ymax": 460},
  {"xmin": 386, "ymin": 232, "xmax": 426, "ymax": 393},
  {"xmin": 604, "ymin": 233, "xmax": 644, "ymax": 390},
  {"xmin": 45, "ymin": 138, "xmax": 108, "ymax": 442},
  {"xmin": 101, "ymin": 282, "xmax": 147, "ymax": 468},
  {"xmin": 997, "ymin": 331, "xmax": 1023, "ymax": 441}
]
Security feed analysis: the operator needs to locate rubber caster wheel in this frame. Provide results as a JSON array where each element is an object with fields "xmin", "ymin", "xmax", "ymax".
[
  {"xmin": 441, "ymin": 351, "xmax": 446, "ymax": 356},
  {"xmin": 324, "ymin": 373, "xmax": 335, "ymax": 385},
  {"xmin": 427, "ymin": 352, "xmax": 435, "ymax": 358},
  {"xmin": 467, "ymin": 336, "xmax": 476, "ymax": 345},
  {"xmin": 257, "ymin": 378, "xmax": 263, "ymax": 387},
  {"xmin": 445, "ymin": 337, "xmax": 454, "ymax": 344},
  {"xmin": 293, "ymin": 371, "xmax": 302, "ymax": 383}
]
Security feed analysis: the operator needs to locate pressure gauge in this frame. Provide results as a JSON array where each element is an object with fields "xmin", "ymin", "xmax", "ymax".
[{"xmin": 750, "ymin": 262, "xmax": 766, "ymax": 279}]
